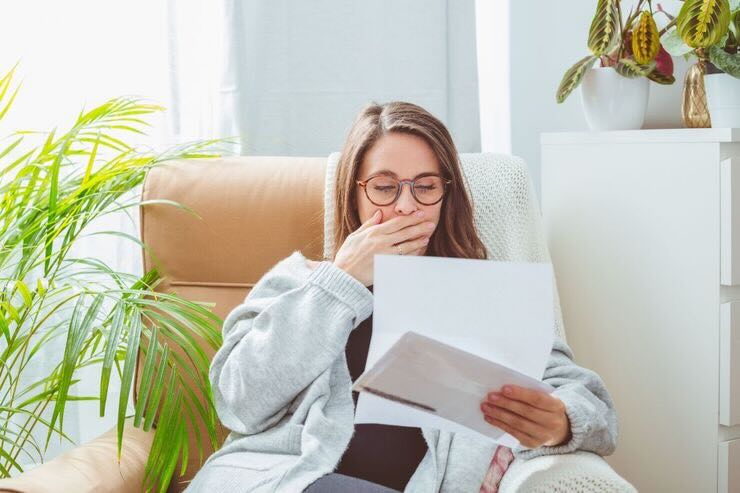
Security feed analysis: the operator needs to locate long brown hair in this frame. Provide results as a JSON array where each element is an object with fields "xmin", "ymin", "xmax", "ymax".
[{"xmin": 331, "ymin": 101, "xmax": 487, "ymax": 261}]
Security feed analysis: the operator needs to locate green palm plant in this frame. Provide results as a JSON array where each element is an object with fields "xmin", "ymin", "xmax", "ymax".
[
  {"xmin": 0, "ymin": 63, "xmax": 232, "ymax": 492},
  {"xmin": 556, "ymin": 0, "xmax": 677, "ymax": 103}
]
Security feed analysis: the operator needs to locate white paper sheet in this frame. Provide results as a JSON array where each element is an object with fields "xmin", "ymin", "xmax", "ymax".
[{"xmin": 352, "ymin": 254, "xmax": 555, "ymax": 447}]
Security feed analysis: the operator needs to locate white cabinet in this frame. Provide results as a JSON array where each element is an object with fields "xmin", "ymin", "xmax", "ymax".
[
  {"xmin": 721, "ymin": 302, "xmax": 740, "ymax": 427},
  {"xmin": 720, "ymin": 438, "xmax": 740, "ymax": 493},
  {"xmin": 541, "ymin": 128, "xmax": 740, "ymax": 493},
  {"xmin": 722, "ymin": 158, "xmax": 740, "ymax": 286}
]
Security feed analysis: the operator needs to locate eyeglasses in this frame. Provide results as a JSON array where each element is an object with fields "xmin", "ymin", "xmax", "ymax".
[{"xmin": 356, "ymin": 173, "xmax": 452, "ymax": 206}]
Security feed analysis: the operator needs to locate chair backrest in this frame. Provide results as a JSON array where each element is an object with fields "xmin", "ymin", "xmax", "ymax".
[{"xmin": 138, "ymin": 152, "xmax": 565, "ymax": 491}]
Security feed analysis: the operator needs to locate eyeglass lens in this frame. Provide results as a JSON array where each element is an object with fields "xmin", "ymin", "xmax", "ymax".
[{"xmin": 365, "ymin": 175, "xmax": 445, "ymax": 205}]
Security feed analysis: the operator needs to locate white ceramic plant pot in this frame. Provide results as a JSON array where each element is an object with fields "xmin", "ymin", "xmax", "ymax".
[
  {"xmin": 705, "ymin": 73, "xmax": 740, "ymax": 128},
  {"xmin": 580, "ymin": 67, "xmax": 650, "ymax": 131}
]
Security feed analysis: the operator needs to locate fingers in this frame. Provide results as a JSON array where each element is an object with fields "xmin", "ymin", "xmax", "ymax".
[
  {"xmin": 354, "ymin": 210, "xmax": 435, "ymax": 257},
  {"xmin": 388, "ymin": 221, "xmax": 435, "ymax": 245},
  {"xmin": 360, "ymin": 211, "xmax": 435, "ymax": 249},
  {"xmin": 480, "ymin": 386, "xmax": 572, "ymax": 448},
  {"xmin": 481, "ymin": 393, "xmax": 551, "ymax": 425},
  {"xmin": 391, "ymin": 235, "xmax": 430, "ymax": 255},
  {"xmin": 355, "ymin": 210, "xmax": 382, "ymax": 233},
  {"xmin": 496, "ymin": 385, "xmax": 563, "ymax": 413},
  {"xmin": 480, "ymin": 399, "xmax": 547, "ymax": 434},
  {"xmin": 375, "ymin": 211, "xmax": 428, "ymax": 234},
  {"xmin": 483, "ymin": 414, "xmax": 541, "ymax": 449}
]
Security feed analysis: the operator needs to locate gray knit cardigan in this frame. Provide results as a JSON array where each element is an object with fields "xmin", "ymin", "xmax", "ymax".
[{"xmin": 183, "ymin": 251, "xmax": 618, "ymax": 493}]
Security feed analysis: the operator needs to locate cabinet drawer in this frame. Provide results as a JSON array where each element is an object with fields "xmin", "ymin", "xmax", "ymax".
[
  {"xmin": 721, "ymin": 158, "xmax": 740, "ymax": 286},
  {"xmin": 719, "ymin": 438, "xmax": 740, "ymax": 493},
  {"xmin": 720, "ymin": 302, "xmax": 740, "ymax": 426}
]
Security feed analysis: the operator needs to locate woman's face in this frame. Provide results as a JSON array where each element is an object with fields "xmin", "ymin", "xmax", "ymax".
[{"xmin": 356, "ymin": 132, "xmax": 443, "ymax": 256}]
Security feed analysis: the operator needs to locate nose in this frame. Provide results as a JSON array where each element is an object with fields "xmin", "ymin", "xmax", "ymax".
[{"xmin": 394, "ymin": 182, "xmax": 419, "ymax": 215}]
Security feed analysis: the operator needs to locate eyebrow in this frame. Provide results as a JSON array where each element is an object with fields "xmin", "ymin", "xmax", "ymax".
[{"xmin": 368, "ymin": 170, "xmax": 438, "ymax": 179}]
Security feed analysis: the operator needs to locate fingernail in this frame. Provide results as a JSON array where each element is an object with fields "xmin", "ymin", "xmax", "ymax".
[
  {"xmin": 426, "ymin": 222, "xmax": 435, "ymax": 229},
  {"xmin": 422, "ymin": 237, "xmax": 429, "ymax": 244},
  {"xmin": 503, "ymin": 386, "xmax": 512, "ymax": 395},
  {"xmin": 488, "ymin": 393, "xmax": 500, "ymax": 402},
  {"xmin": 415, "ymin": 211, "xmax": 424, "ymax": 217}
]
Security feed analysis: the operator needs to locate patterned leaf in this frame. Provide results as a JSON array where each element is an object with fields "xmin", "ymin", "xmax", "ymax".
[
  {"xmin": 633, "ymin": 12, "xmax": 661, "ymax": 63},
  {"xmin": 677, "ymin": 0, "xmax": 732, "ymax": 48},
  {"xmin": 556, "ymin": 55, "xmax": 598, "ymax": 103},
  {"xmin": 588, "ymin": 0, "xmax": 621, "ymax": 55},
  {"xmin": 647, "ymin": 69, "xmax": 677, "ymax": 84},
  {"xmin": 727, "ymin": 29, "xmax": 739, "ymax": 52},
  {"xmin": 614, "ymin": 58, "xmax": 657, "ymax": 78},
  {"xmin": 709, "ymin": 44, "xmax": 740, "ymax": 75}
]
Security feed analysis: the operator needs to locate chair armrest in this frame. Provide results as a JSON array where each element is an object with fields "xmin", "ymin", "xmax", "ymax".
[
  {"xmin": 0, "ymin": 418, "xmax": 154, "ymax": 493},
  {"xmin": 499, "ymin": 451, "xmax": 636, "ymax": 493}
]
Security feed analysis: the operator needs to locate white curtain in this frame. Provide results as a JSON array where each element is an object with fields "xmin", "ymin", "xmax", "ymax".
[
  {"xmin": 166, "ymin": 0, "xmax": 481, "ymax": 156},
  {"xmin": 165, "ymin": 0, "xmax": 241, "ymax": 151}
]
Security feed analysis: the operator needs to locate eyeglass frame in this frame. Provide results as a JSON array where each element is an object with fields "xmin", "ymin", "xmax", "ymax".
[{"xmin": 356, "ymin": 172, "xmax": 452, "ymax": 206}]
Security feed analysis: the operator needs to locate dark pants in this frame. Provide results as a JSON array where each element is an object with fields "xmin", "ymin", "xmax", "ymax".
[{"xmin": 303, "ymin": 473, "xmax": 401, "ymax": 492}]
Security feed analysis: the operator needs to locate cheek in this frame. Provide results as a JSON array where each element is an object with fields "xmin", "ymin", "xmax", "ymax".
[{"xmin": 356, "ymin": 195, "xmax": 373, "ymax": 222}]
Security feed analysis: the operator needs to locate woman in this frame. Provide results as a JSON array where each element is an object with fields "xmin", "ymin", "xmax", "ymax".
[{"xmin": 185, "ymin": 102, "xmax": 617, "ymax": 493}]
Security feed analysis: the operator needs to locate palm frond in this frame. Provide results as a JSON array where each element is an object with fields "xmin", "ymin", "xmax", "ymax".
[{"xmin": 0, "ymin": 63, "xmax": 233, "ymax": 491}]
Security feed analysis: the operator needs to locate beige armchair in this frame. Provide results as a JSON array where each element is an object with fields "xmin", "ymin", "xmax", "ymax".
[{"xmin": 0, "ymin": 155, "xmax": 634, "ymax": 492}]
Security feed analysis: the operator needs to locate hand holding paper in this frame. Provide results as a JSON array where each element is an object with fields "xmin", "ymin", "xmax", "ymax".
[
  {"xmin": 352, "ymin": 254, "xmax": 556, "ymax": 448},
  {"xmin": 481, "ymin": 384, "xmax": 572, "ymax": 449},
  {"xmin": 351, "ymin": 330, "xmax": 555, "ymax": 445}
]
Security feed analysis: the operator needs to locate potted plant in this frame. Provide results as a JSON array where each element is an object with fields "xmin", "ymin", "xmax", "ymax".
[
  {"xmin": 0, "ymin": 64, "xmax": 231, "ymax": 492},
  {"xmin": 556, "ymin": 0, "xmax": 676, "ymax": 131},
  {"xmin": 662, "ymin": 0, "xmax": 739, "ymax": 127}
]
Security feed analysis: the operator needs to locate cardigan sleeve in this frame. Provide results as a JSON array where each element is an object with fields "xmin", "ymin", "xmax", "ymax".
[
  {"xmin": 210, "ymin": 251, "xmax": 373, "ymax": 436},
  {"xmin": 512, "ymin": 336, "xmax": 619, "ymax": 460}
]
